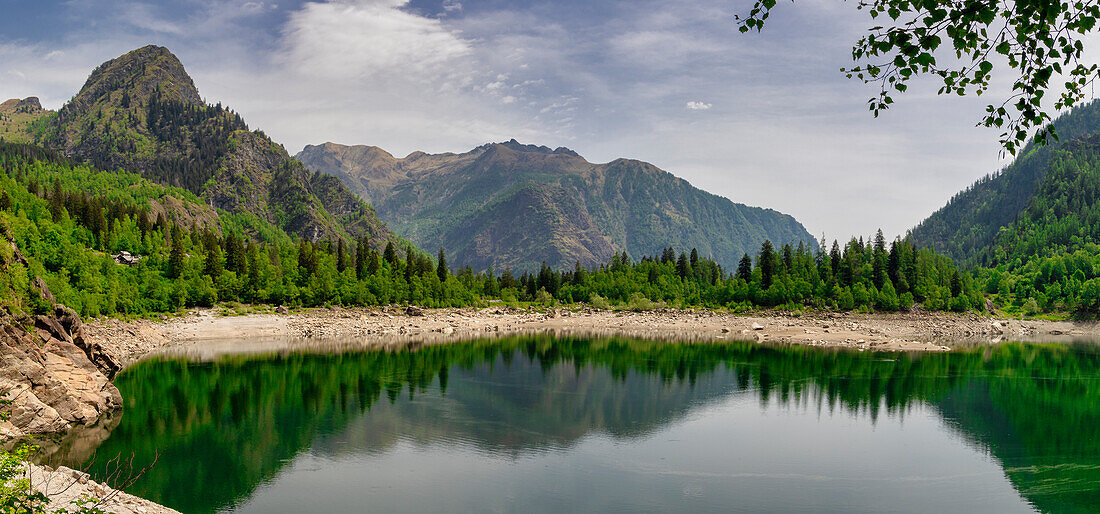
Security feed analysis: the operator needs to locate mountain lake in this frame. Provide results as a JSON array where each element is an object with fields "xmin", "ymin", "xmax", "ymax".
[{"xmin": 31, "ymin": 335, "xmax": 1100, "ymax": 513}]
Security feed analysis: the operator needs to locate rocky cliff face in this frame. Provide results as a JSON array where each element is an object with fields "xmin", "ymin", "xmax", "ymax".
[
  {"xmin": 0, "ymin": 227, "xmax": 122, "ymax": 440},
  {"xmin": 297, "ymin": 140, "xmax": 816, "ymax": 271}
]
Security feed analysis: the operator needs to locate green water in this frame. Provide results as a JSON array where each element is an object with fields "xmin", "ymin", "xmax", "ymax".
[{"xmin": 42, "ymin": 337, "xmax": 1100, "ymax": 513}]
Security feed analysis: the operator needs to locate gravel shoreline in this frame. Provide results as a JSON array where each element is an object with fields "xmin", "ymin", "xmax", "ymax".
[{"xmin": 87, "ymin": 306, "xmax": 1097, "ymax": 366}]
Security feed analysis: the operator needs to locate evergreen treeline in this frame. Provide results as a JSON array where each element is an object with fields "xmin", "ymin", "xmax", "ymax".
[{"xmin": 0, "ymin": 141, "xmax": 982, "ymax": 317}]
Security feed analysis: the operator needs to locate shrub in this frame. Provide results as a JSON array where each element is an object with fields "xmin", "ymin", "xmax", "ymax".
[
  {"xmin": 534, "ymin": 288, "xmax": 554, "ymax": 305},
  {"xmin": 624, "ymin": 292, "xmax": 656, "ymax": 311},
  {"xmin": 588, "ymin": 293, "xmax": 611, "ymax": 310},
  {"xmin": 1022, "ymin": 297, "xmax": 1041, "ymax": 315}
]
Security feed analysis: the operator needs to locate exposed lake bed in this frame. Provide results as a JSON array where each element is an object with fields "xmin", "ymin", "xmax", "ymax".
[{"xmin": 86, "ymin": 306, "xmax": 1095, "ymax": 364}]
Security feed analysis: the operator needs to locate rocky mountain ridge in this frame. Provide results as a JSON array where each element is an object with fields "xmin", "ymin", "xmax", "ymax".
[{"xmin": 297, "ymin": 140, "xmax": 815, "ymax": 271}]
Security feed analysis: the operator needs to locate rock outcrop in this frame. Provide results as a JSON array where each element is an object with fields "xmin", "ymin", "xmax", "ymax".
[
  {"xmin": 0, "ymin": 226, "xmax": 122, "ymax": 440},
  {"xmin": 0, "ymin": 97, "xmax": 43, "ymax": 114}
]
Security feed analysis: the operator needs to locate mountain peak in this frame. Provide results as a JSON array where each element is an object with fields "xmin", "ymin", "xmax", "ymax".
[
  {"xmin": 76, "ymin": 45, "xmax": 200, "ymax": 109},
  {"xmin": 0, "ymin": 97, "xmax": 42, "ymax": 112},
  {"xmin": 476, "ymin": 139, "xmax": 581, "ymax": 157}
]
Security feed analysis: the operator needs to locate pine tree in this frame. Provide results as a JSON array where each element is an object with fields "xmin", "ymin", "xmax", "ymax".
[
  {"xmin": 437, "ymin": 248, "xmax": 448, "ymax": 283},
  {"xmin": 168, "ymin": 225, "xmax": 185, "ymax": 280},
  {"xmin": 355, "ymin": 238, "xmax": 368, "ymax": 280},
  {"xmin": 871, "ymin": 229, "xmax": 888, "ymax": 288},
  {"xmin": 335, "ymin": 239, "xmax": 347, "ymax": 273},
  {"xmin": 137, "ymin": 206, "xmax": 150, "ymax": 237},
  {"xmin": 781, "ymin": 243, "xmax": 794, "ymax": 275},
  {"xmin": 203, "ymin": 234, "xmax": 224, "ymax": 279},
  {"xmin": 573, "ymin": 261, "xmax": 587, "ymax": 286},
  {"xmin": 676, "ymin": 253, "xmax": 691, "ymax": 279},
  {"xmin": 405, "ymin": 247, "xmax": 416, "ymax": 282},
  {"xmin": 887, "ymin": 239, "xmax": 901, "ymax": 285},
  {"xmin": 500, "ymin": 269, "xmax": 516, "ymax": 289},
  {"xmin": 367, "ymin": 250, "xmax": 381, "ymax": 276},
  {"xmin": 759, "ymin": 240, "xmax": 777, "ymax": 289},
  {"xmin": 49, "ymin": 178, "xmax": 63, "ymax": 222},
  {"xmin": 383, "ymin": 241, "xmax": 398, "ymax": 266},
  {"xmin": 737, "ymin": 253, "xmax": 752, "ymax": 282},
  {"xmin": 829, "ymin": 240, "xmax": 842, "ymax": 279}
]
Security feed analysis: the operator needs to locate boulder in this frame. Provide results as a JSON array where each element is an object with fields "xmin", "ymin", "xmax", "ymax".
[
  {"xmin": 406, "ymin": 305, "xmax": 425, "ymax": 316},
  {"xmin": 990, "ymin": 321, "xmax": 1005, "ymax": 335}
]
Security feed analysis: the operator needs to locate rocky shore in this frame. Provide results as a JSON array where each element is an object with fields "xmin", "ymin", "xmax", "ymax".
[
  {"xmin": 86, "ymin": 305, "xmax": 1094, "ymax": 365},
  {"xmin": 21, "ymin": 462, "xmax": 179, "ymax": 514}
]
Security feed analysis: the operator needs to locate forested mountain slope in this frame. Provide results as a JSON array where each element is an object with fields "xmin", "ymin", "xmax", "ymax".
[
  {"xmin": 35, "ymin": 45, "xmax": 396, "ymax": 247},
  {"xmin": 296, "ymin": 140, "xmax": 814, "ymax": 272},
  {"xmin": 906, "ymin": 99, "xmax": 1100, "ymax": 314},
  {"xmin": 909, "ymin": 100, "xmax": 1100, "ymax": 267}
]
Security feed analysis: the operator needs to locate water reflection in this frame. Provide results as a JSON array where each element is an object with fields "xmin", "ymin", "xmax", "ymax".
[{"xmin": 35, "ymin": 337, "xmax": 1100, "ymax": 513}]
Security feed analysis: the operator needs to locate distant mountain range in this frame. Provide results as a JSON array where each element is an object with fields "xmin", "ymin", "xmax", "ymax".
[
  {"xmin": 30, "ymin": 45, "xmax": 397, "ymax": 246},
  {"xmin": 910, "ymin": 100, "xmax": 1100, "ymax": 267},
  {"xmin": 4, "ymin": 44, "xmax": 816, "ymax": 271},
  {"xmin": 297, "ymin": 140, "xmax": 814, "ymax": 271}
]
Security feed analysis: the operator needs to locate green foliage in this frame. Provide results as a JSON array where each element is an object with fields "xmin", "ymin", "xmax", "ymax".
[
  {"xmin": 0, "ymin": 141, "xmax": 979, "ymax": 315},
  {"xmin": 1023, "ymin": 298, "xmax": 1041, "ymax": 315},
  {"xmin": 0, "ymin": 443, "xmax": 49, "ymax": 513},
  {"xmin": 737, "ymin": 0, "xmax": 1100, "ymax": 154},
  {"xmin": 911, "ymin": 101, "xmax": 1100, "ymax": 266},
  {"xmin": 0, "ymin": 398, "xmax": 106, "ymax": 514},
  {"xmin": 588, "ymin": 293, "xmax": 611, "ymax": 310},
  {"xmin": 534, "ymin": 288, "xmax": 554, "ymax": 305},
  {"xmin": 623, "ymin": 292, "xmax": 656, "ymax": 311}
]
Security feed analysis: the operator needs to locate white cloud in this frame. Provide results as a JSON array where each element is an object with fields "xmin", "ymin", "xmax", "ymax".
[
  {"xmin": 1, "ymin": 0, "xmax": 1027, "ymax": 241},
  {"xmin": 121, "ymin": 2, "xmax": 184, "ymax": 34},
  {"xmin": 241, "ymin": 2, "xmax": 277, "ymax": 12},
  {"xmin": 279, "ymin": 0, "xmax": 473, "ymax": 82}
]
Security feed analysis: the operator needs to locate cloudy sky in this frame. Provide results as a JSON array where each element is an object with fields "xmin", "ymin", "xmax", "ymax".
[{"xmin": 0, "ymin": 0, "xmax": 1042, "ymax": 241}]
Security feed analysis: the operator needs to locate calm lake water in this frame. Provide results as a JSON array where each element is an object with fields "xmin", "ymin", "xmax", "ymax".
[{"xmin": 37, "ymin": 336, "xmax": 1100, "ymax": 513}]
